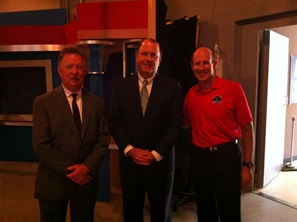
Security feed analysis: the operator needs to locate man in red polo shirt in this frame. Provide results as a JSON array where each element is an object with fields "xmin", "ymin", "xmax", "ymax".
[{"xmin": 183, "ymin": 47, "xmax": 254, "ymax": 222}]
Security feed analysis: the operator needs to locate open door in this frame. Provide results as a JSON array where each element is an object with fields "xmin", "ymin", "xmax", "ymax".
[{"xmin": 256, "ymin": 30, "xmax": 289, "ymax": 188}]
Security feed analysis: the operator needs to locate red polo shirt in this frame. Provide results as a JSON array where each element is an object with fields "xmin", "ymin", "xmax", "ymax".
[{"xmin": 183, "ymin": 76, "xmax": 253, "ymax": 147}]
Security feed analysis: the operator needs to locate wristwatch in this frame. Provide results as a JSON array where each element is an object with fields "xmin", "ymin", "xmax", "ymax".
[{"xmin": 243, "ymin": 162, "xmax": 254, "ymax": 169}]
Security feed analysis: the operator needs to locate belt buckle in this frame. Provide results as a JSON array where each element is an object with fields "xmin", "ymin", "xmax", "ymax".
[{"xmin": 209, "ymin": 146, "xmax": 218, "ymax": 152}]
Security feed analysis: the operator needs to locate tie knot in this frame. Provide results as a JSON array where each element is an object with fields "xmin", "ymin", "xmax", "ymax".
[
  {"xmin": 71, "ymin": 93, "xmax": 78, "ymax": 99},
  {"xmin": 143, "ymin": 79, "xmax": 148, "ymax": 87}
]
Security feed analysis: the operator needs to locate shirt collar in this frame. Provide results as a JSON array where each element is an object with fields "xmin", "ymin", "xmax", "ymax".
[
  {"xmin": 138, "ymin": 73, "xmax": 155, "ymax": 83},
  {"xmin": 62, "ymin": 84, "xmax": 82, "ymax": 98},
  {"xmin": 197, "ymin": 76, "xmax": 221, "ymax": 93}
]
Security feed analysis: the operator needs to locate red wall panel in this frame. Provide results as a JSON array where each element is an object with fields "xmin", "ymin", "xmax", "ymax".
[
  {"xmin": 0, "ymin": 26, "xmax": 66, "ymax": 45},
  {"xmin": 77, "ymin": 1, "xmax": 148, "ymax": 30}
]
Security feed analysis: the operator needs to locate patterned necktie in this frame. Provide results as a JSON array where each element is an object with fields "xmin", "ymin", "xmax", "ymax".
[
  {"xmin": 71, "ymin": 93, "xmax": 81, "ymax": 137},
  {"xmin": 141, "ymin": 79, "xmax": 149, "ymax": 115}
]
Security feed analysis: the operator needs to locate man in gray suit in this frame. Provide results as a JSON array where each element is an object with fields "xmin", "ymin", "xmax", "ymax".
[
  {"xmin": 109, "ymin": 38, "xmax": 183, "ymax": 221},
  {"xmin": 33, "ymin": 47, "xmax": 110, "ymax": 222}
]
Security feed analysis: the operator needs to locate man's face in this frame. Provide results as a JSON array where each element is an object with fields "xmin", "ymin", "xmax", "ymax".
[
  {"xmin": 136, "ymin": 40, "xmax": 161, "ymax": 79},
  {"xmin": 58, "ymin": 53, "xmax": 86, "ymax": 92},
  {"xmin": 191, "ymin": 48, "xmax": 216, "ymax": 82}
]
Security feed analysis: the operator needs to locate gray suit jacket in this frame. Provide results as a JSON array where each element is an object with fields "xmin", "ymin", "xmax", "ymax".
[{"xmin": 33, "ymin": 86, "xmax": 110, "ymax": 200}]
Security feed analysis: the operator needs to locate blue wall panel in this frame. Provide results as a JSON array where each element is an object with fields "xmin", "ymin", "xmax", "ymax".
[
  {"xmin": 0, "ymin": 126, "xmax": 37, "ymax": 162},
  {"xmin": 0, "ymin": 9, "xmax": 67, "ymax": 25}
]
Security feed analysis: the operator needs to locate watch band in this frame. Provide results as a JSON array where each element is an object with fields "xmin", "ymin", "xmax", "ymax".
[{"xmin": 243, "ymin": 162, "xmax": 254, "ymax": 169}]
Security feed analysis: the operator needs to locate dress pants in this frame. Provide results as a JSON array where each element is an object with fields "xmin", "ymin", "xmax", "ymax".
[
  {"xmin": 121, "ymin": 164, "xmax": 170, "ymax": 222},
  {"xmin": 39, "ymin": 184, "xmax": 96, "ymax": 222},
  {"xmin": 190, "ymin": 142, "xmax": 242, "ymax": 222}
]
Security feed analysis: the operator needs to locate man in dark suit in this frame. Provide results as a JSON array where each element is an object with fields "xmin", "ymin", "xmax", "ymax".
[
  {"xmin": 33, "ymin": 47, "xmax": 110, "ymax": 222},
  {"xmin": 108, "ymin": 38, "xmax": 183, "ymax": 222}
]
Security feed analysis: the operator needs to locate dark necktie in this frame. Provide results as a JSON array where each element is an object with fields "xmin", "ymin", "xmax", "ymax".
[
  {"xmin": 141, "ymin": 79, "xmax": 149, "ymax": 115},
  {"xmin": 71, "ymin": 93, "xmax": 81, "ymax": 137}
]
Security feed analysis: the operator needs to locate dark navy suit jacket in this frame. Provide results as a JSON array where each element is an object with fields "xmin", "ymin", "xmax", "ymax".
[{"xmin": 108, "ymin": 73, "xmax": 183, "ymax": 173}]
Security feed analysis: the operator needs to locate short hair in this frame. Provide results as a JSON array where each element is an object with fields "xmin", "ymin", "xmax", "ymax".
[
  {"xmin": 135, "ymin": 38, "xmax": 162, "ymax": 56},
  {"xmin": 58, "ymin": 47, "xmax": 86, "ymax": 66}
]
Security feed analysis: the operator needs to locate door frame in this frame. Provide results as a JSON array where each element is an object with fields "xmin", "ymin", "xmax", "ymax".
[{"xmin": 235, "ymin": 10, "xmax": 297, "ymax": 188}]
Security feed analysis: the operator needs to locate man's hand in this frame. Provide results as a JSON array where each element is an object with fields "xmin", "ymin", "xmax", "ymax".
[
  {"xmin": 66, "ymin": 164, "xmax": 92, "ymax": 186},
  {"xmin": 127, "ymin": 148, "xmax": 156, "ymax": 166},
  {"xmin": 241, "ymin": 167, "xmax": 253, "ymax": 189}
]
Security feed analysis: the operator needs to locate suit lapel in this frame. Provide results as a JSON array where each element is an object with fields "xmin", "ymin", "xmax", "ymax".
[
  {"xmin": 130, "ymin": 75, "xmax": 144, "ymax": 118},
  {"xmin": 81, "ymin": 89, "xmax": 90, "ymax": 140},
  {"xmin": 133, "ymin": 73, "xmax": 162, "ymax": 118},
  {"xmin": 144, "ymin": 74, "xmax": 161, "ymax": 117},
  {"xmin": 55, "ymin": 86, "xmax": 81, "ymax": 139}
]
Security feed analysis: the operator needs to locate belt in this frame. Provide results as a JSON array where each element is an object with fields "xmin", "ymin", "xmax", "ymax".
[{"xmin": 194, "ymin": 140, "xmax": 238, "ymax": 152}]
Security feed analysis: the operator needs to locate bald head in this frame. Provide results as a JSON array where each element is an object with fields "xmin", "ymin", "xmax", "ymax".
[
  {"xmin": 190, "ymin": 46, "xmax": 217, "ymax": 88},
  {"xmin": 192, "ymin": 47, "xmax": 214, "ymax": 63}
]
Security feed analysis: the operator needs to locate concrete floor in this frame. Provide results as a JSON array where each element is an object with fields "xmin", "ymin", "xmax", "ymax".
[{"xmin": 0, "ymin": 161, "xmax": 296, "ymax": 222}]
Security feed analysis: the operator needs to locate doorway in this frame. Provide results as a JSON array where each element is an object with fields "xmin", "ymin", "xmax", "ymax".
[
  {"xmin": 256, "ymin": 30, "xmax": 289, "ymax": 187},
  {"xmin": 235, "ymin": 11, "xmax": 297, "ymax": 188}
]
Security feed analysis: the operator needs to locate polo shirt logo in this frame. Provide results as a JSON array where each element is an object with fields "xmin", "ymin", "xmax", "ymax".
[{"xmin": 212, "ymin": 95, "xmax": 222, "ymax": 104}]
